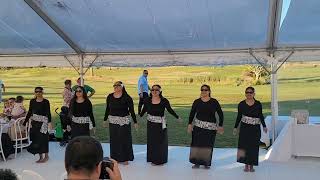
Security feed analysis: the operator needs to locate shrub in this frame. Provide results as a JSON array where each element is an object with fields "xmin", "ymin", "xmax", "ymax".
[{"xmin": 240, "ymin": 65, "xmax": 271, "ymax": 85}]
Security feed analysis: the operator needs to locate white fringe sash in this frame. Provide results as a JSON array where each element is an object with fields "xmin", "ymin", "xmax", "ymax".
[
  {"xmin": 147, "ymin": 114, "xmax": 166, "ymax": 129},
  {"xmin": 241, "ymin": 115, "xmax": 261, "ymax": 125},
  {"xmin": 108, "ymin": 115, "xmax": 131, "ymax": 126},
  {"xmin": 193, "ymin": 118, "xmax": 218, "ymax": 131},
  {"xmin": 72, "ymin": 116, "xmax": 93, "ymax": 130},
  {"xmin": 31, "ymin": 114, "xmax": 48, "ymax": 134}
]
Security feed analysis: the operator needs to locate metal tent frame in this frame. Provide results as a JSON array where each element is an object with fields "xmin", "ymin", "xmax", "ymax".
[{"xmin": 0, "ymin": 0, "xmax": 319, "ymax": 143}]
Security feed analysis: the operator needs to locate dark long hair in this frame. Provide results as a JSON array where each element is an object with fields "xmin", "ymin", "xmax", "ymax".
[
  {"xmin": 72, "ymin": 86, "xmax": 88, "ymax": 100},
  {"xmin": 245, "ymin": 86, "xmax": 255, "ymax": 93},
  {"xmin": 150, "ymin": 84, "xmax": 164, "ymax": 100},
  {"xmin": 245, "ymin": 86, "xmax": 256, "ymax": 100},
  {"xmin": 200, "ymin": 84, "xmax": 211, "ymax": 97},
  {"xmin": 35, "ymin": 86, "xmax": 43, "ymax": 91},
  {"xmin": 34, "ymin": 86, "xmax": 44, "ymax": 99}
]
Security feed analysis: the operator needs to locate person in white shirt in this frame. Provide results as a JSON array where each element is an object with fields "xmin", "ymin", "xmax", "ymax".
[{"xmin": 137, "ymin": 70, "xmax": 150, "ymax": 114}]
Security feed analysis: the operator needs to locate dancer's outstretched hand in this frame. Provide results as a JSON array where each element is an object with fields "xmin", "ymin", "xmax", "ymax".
[
  {"xmin": 134, "ymin": 123, "xmax": 139, "ymax": 130},
  {"xmin": 92, "ymin": 127, "xmax": 96, "ymax": 135},
  {"xmin": 103, "ymin": 121, "xmax": 108, "ymax": 128},
  {"xmin": 263, "ymin": 127, "xmax": 268, "ymax": 133},
  {"xmin": 187, "ymin": 124, "xmax": 193, "ymax": 134},
  {"xmin": 217, "ymin": 127, "xmax": 224, "ymax": 135},
  {"xmin": 233, "ymin": 128, "xmax": 238, "ymax": 136},
  {"xmin": 48, "ymin": 123, "xmax": 52, "ymax": 131}
]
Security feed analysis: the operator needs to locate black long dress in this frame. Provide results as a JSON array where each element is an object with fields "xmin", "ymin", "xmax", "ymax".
[
  {"xmin": 140, "ymin": 97, "xmax": 179, "ymax": 165},
  {"xmin": 104, "ymin": 93, "xmax": 137, "ymax": 162},
  {"xmin": 234, "ymin": 100, "xmax": 266, "ymax": 166},
  {"xmin": 23, "ymin": 98, "xmax": 51, "ymax": 155},
  {"xmin": 69, "ymin": 99, "xmax": 95, "ymax": 138},
  {"xmin": 188, "ymin": 98, "xmax": 224, "ymax": 166}
]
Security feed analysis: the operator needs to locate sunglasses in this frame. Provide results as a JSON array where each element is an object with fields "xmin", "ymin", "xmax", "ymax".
[
  {"xmin": 113, "ymin": 84, "xmax": 121, "ymax": 87},
  {"xmin": 201, "ymin": 89, "xmax": 209, "ymax": 91},
  {"xmin": 35, "ymin": 91, "xmax": 43, "ymax": 93},
  {"xmin": 151, "ymin": 89, "xmax": 160, "ymax": 92},
  {"xmin": 245, "ymin": 91, "xmax": 254, "ymax": 94},
  {"xmin": 76, "ymin": 90, "xmax": 83, "ymax": 93}
]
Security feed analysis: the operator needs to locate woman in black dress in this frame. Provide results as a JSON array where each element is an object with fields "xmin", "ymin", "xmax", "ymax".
[
  {"xmin": 233, "ymin": 87, "xmax": 267, "ymax": 172},
  {"xmin": 23, "ymin": 87, "xmax": 51, "ymax": 163},
  {"xmin": 140, "ymin": 84, "xmax": 181, "ymax": 166},
  {"xmin": 69, "ymin": 86, "xmax": 95, "ymax": 138},
  {"xmin": 103, "ymin": 81, "xmax": 138, "ymax": 165},
  {"xmin": 188, "ymin": 84, "xmax": 224, "ymax": 169}
]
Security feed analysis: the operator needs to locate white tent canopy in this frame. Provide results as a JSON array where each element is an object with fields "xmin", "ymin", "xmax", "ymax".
[
  {"xmin": 1, "ymin": 0, "xmax": 320, "ymax": 142},
  {"xmin": 0, "ymin": 0, "xmax": 319, "ymax": 62}
]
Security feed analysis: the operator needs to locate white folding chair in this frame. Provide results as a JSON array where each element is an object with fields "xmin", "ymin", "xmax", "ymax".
[
  {"xmin": 0, "ymin": 124, "xmax": 6, "ymax": 161},
  {"xmin": 12, "ymin": 117, "xmax": 31, "ymax": 158},
  {"xmin": 21, "ymin": 170, "xmax": 45, "ymax": 180}
]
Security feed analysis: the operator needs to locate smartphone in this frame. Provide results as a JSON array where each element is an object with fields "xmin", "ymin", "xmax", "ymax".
[{"xmin": 99, "ymin": 157, "xmax": 114, "ymax": 179}]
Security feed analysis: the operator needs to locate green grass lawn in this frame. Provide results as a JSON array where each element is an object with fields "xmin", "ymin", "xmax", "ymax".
[{"xmin": 1, "ymin": 63, "xmax": 319, "ymax": 147}]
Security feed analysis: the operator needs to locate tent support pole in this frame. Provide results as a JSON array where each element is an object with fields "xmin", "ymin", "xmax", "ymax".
[
  {"xmin": 250, "ymin": 50, "xmax": 294, "ymax": 144},
  {"xmin": 271, "ymin": 56, "xmax": 278, "ymax": 144},
  {"xmin": 80, "ymin": 54, "xmax": 84, "ymax": 86},
  {"xmin": 270, "ymin": 51, "xmax": 293, "ymax": 143}
]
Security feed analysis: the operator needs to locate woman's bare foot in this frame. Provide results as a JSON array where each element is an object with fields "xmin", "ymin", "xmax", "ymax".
[
  {"xmin": 39, "ymin": 155, "xmax": 49, "ymax": 163},
  {"xmin": 243, "ymin": 164, "xmax": 249, "ymax": 172},
  {"xmin": 249, "ymin": 165, "xmax": 255, "ymax": 172},
  {"xmin": 36, "ymin": 159, "xmax": 43, "ymax": 163},
  {"xmin": 36, "ymin": 154, "xmax": 43, "ymax": 163},
  {"xmin": 151, "ymin": 163, "xmax": 164, "ymax": 166},
  {"xmin": 192, "ymin": 164, "xmax": 200, "ymax": 169},
  {"xmin": 39, "ymin": 157, "xmax": 48, "ymax": 163}
]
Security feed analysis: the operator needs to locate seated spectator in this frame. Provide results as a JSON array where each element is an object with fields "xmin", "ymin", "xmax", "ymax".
[
  {"xmin": 0, "ymin": 169, "xmax": 18, "ymax": 180},
  {"xmin": 8, "ymin": 97, "xmax": 15, "ymax": 110},
  {"xmin": 3, "ymin": 99, "xmax": 11, "ymax": 116},
  {"xmin": 11, "ymin": 96, "xmax": 26, "ymax": 119},
  {"xmin": 65, "ymin": 136, "xmax": 122, "ymax": 180},
  {"xmin": 2, "ymin": 97, "xmax": 16, "ymax": 118}
]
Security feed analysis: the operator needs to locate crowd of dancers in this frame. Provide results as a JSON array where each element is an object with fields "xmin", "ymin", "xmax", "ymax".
[{"xmin": 21, "ymin": 69, "xmax": 267, "ymax": 172}]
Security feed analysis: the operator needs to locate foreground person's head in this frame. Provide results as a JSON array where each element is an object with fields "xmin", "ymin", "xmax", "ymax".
[{"xmin": 65, "ymin": 136, "xmax": 103, "ymax": 179}]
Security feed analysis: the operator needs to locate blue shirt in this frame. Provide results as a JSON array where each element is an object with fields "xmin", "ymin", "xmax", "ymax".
[{"xmin": 138, "ymin": 75, "xmax": 149, "ymax": 94}]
